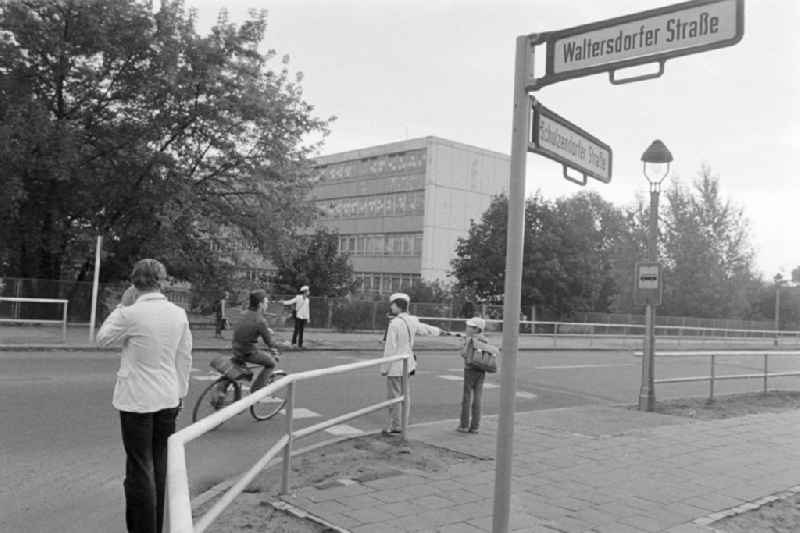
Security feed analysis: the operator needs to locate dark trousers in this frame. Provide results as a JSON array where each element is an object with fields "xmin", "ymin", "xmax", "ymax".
[
  {"xmin": 235, "ymin": 350, "xmax": 276, "ymax": 392},
  {"xmin": 460, "ymin": 367, "xmax": 485, "ymax": 430},
  {"xmin": 119, "ymin": 407, "xmax": 179, "ymax": 533},
  {"xmin": 291, "ymin": 318, "xmax": 307, "ymax": 347}
]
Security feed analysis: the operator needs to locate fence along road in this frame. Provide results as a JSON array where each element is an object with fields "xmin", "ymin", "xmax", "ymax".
[{"xmin": 166, "ymin": 353, "xmax": 412, "ymax": 533}]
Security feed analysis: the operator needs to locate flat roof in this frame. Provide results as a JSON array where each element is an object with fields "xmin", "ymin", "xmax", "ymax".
[{"xmin": 315, "ymin": 136, "xmax": 509, "ymax": 166}]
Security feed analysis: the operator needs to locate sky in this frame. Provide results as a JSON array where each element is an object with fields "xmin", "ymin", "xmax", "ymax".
[{"xmin": 185, "ymin": 0, "xmax": 799, "ymax": 281}]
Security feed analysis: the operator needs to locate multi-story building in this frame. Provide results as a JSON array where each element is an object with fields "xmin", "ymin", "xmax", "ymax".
[{"xmin": 312, "ymin": 136, "xmax": 509, "ymax": 294}]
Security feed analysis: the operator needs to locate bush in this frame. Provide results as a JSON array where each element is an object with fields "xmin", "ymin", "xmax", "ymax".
[{"xmin": 331, "ymin": 300, "xmax": 376, "ymax": 332}]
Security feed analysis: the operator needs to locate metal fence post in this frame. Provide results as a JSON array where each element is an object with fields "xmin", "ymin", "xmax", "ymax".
[
  {"xmin": 281, "ymin": 381, "xmax": 295, "ymax": 495},
  {"xmin": 401, "ymin": 357, "xmax": 409, "ymax": 439},
  {"xmin": 62, "ymin": 301, "xmax": 69, "ymax": 343},
  {"xmin": 371, "ymin": 302, "xmax": 377, "ymax": 331},
  {"xmin": 763, "ymin": 354, "xmax": 768, "ymax": 394},
  {"xmin": 709, "ymin": 354, "xmax": 715, "ymax": 401}
]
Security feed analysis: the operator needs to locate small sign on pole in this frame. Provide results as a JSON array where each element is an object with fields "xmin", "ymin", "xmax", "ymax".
[{"xmin": 635, "ymin": 261, "xmax": 663, "ymax": 306}]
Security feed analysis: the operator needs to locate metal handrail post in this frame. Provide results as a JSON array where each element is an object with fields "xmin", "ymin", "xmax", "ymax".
[
  {"xmin": 62, "ymin": 301, "xmax": 68, "ymax": 342},
  {"xmin": 281, "ymin": 381, "xmax": 295, "ymax": 495},
  {"xmin": 401, "ymin": 357, "xmax": 409, "ymax": 439},
  {"xmin": 709, "ymin": 354, "xmax": 715, "ymax": 401},
  {"xmin": 763, "ymin": 354, "xmax": 768, "ymax": 394}
]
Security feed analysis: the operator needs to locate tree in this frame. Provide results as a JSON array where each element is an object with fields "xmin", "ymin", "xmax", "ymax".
[
  {"xmin": 0, "ymin": 1, "xmax": 331, "ymax": 283},
  {"xmin": 451, "ymin": 191, "xmax": 632, "ymax": 319},
  {"xmin": 271, "ymin": 228, "xmax": 356, "ymax": 297},
  {"xmin": 661, "ymin": 165, "xmax": 757, "ymax": 318}
]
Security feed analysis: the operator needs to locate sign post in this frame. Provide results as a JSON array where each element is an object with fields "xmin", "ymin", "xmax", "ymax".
[
  {"xmin": 494, "ymin": 1, "xmax": 743, "ymax": 530},
  {"xmin": 492, "ymin": 34, "xmax": 533, "ymax": 533}
]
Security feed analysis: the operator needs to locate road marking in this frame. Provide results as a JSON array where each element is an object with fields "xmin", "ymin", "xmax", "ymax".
[
  {"xmin": 280, "ymin": 407, "xmax": 320, "ymax": 419},
  {"xmin": 516, "ymin": 391, "xmax": 538, "ymax": 399},
  {"xmin": 193, "ymin": 374, "xmax": 220, "ymax": 381},
  {"xmin": 326, "ymin": 424, "xmax": 364, "ymax": 436},
  {"xmin": 191, "ymin": 367, "xmax": 202, "ymax": 373},
  {"xmin": 535, "ymin": 364, "xmax": 635, "ymax": 370},
  {"xmin": 438, "ymin": 375, "xmax": 463, "ymax": 381}
]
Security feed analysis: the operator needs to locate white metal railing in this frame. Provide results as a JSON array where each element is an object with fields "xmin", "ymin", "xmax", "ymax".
[
  {"xmin": 416, "ymin": 316, "xmax": 800, "ymax": 347},
  {"xmin": 0, "ymin": 297, "xmax": 69, "ymax": 342},
  {"xmin": 636, "ymin": 350, "xmax": 800, "ymax": 400},
  {"xmin": 166, "ymin": 353, "xmax": 411, "ymax": 533}
]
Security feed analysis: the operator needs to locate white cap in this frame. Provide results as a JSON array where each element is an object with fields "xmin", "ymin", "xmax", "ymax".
[
  {"xmin": 389, "ymin": 292, "xmax": 410, "ymax": 303},
  {"xmin": 300, "ymin": 285, "xmax": 309, "ymax": 292},
  {"xmin": 465, "ymin": 317, "xmax": 486, "ymax": 330}
]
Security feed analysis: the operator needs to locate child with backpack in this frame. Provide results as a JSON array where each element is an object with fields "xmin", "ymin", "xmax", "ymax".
[{"xmin": 457, "ymin": 317, "xmax": 499, "ymax": 434}]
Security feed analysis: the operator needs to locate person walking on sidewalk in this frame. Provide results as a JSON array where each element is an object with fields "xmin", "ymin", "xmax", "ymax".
[
  {"xmin": 96, "ymin": 259, "xmax": 192, "ymax": 533},
  {"xmin": 380, "ymin": 292, "xmax": 450, "ymax": 435},
  {"xmin": 456, "ymin": 317, "xmax": 498, "ymax": 434},
  {"xmin": 213, "ymin": 290, "xmax": 229, "ymax": 339},
  {"xmin": 281, "ymin": 285, "xmax": 310, "ymax": 349}
]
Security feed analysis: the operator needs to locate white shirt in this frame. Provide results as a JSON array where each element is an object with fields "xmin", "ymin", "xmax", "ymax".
[
  {"xmin": 283, "ymin": 294, "xmax": 310, "ymax": 320},
  {"xmin": 381, "ymin": 313, "xmax": 441, "ymax": 377},
  {"xmin": 97, "ymin": 293, "xmax": 193, "ymax": 412}
]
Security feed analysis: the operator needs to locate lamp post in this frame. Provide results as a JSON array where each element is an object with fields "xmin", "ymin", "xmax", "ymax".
[
  {"xmin": 774, "ymin": 273, "xmax": 783, "ymax": 346},
  {"xmin": 638, "ymin": 140, "xmax": 672, "ymax": 412}
]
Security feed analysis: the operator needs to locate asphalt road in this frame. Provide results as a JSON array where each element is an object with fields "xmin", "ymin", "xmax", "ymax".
[{"xmin": 3, "ymin": 346, "xmax": 800, "ymax": 533}]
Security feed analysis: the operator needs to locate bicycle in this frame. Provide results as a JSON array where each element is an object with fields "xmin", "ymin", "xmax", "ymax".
[{"xmin": 192, "ymin": 354, "xmax": 289, "ymax": 424}]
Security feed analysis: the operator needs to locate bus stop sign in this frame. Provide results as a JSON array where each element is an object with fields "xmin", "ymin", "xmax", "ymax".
[{"xmin": 635, "ymin": 262, "xmax": 663, "ymax": 306}]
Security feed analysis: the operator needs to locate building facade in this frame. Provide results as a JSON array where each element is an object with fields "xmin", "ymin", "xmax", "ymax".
[{"xmin": 313, "ymin": 136, "xmax": 509, "ymax": 293}]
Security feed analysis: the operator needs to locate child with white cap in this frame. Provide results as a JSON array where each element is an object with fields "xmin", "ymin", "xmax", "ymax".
[{"xmin": 457, "ymin": 317, "xmax": 498, "ymax": 434}]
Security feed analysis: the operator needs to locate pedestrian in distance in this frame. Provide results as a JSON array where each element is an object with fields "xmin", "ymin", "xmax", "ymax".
[
  {"xmin": 96, "ymin": 259, "xmax": 192, "ymax": 533},
  {"xmin": 213, "ymin": 290, "xmax": 229, "ymax": 339},
  {"xmin": 380, "ymin": 292, "xmax": 451, "ymax": 435},
  {"xmin": 281, "ymin": 285, "xmax": 310, "ymax": 349},
  {"xmin": 456, "ymin": 317, "xmax": 498, "ymax": 434}
]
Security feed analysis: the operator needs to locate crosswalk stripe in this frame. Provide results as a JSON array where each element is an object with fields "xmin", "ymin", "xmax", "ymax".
[
  {"xmin": 193, "ymin": 375, "xmax": 219, "ymax": 381},
  {"xmin": 325, "ymin": 424, "xmax": 364, "ymax": 436},
  {"xmin": 280, "ymin": 407, "xmax": 320, "ymax": 419}
]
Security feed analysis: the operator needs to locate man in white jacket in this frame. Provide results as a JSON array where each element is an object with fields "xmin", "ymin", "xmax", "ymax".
[
  {"xmin": 381, "ymin": 292, "xmax": 450, "ymax": 435},
  {"xmin": 97, "ymin": 259, "xmax": 192, "ymax": 533}
]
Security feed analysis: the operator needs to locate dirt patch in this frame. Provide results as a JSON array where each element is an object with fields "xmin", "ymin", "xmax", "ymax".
[
  {"xmin": 193, "ymin": 433, "xmax": 484, "ymax": 532},
  {"xmin": 637, "ymin": 390, "xmax": 800, "ymax": 420},
  {"xmin": 248, "ymin": 433, "xmax": 484, "ymax": 493},
  {"xmin": 712, "ymin": 492, "xmax": 800, "ymax": 533}
]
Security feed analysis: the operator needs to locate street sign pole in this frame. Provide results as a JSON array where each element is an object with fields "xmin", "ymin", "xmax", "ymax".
[{"xmin": 492, "ymin": 34, "xmax": 533, "ymax": 533}]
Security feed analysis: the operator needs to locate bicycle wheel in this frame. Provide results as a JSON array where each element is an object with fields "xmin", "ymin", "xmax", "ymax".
[
  {"xmin": 249, "ymin": 371, "xmax": 288, "ymax": 421},
  {"xmin": 193, "ymin": 378, "xmax": 242, "ymax": 424}
]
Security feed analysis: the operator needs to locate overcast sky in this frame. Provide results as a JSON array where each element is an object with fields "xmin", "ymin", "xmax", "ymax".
[{"xmin": 186, "ymin": 0, "xmax": 799, "ymax": 280}]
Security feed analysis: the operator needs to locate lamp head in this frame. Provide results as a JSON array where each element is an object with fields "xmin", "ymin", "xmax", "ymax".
[{"xmin": 641, "ymin": 139, "xmax": 673, "ymax": 185}]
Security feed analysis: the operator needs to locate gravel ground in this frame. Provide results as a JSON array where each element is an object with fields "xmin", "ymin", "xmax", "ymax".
[
  {"xmin": 649, "ymin": 390, "xmax": 800, "ymax": 420},
  {"xmin": 192, "ymin": 433, "xmax": 484, "ymax": 532},
  {"xmin": 713, "ymin": 492, "xmax": 800, "ymax": 533}
]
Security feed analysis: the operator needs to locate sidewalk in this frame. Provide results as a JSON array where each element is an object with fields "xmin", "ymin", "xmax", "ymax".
[{"xmin": 277, "ymin": 406, "xmax": 800, "ymax": 532}]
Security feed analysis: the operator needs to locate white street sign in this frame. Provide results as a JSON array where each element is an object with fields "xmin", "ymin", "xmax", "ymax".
[
  {"xmin": 530, "ymin": 100, "xmax": 612, "ymax": 184},
  {"xmin": 638, "ymin": 264, "xmax": 660, "ymax": 290}
]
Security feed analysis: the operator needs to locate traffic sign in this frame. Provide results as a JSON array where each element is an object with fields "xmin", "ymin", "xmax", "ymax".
[
  {"xmin": 635, "ymin": 262, "xmax": 663, "ymax": 306},
  {"xmin": 529, "ymin": 99, "xmax": 612, "ymax": 184},
  {"xmin": 530, "ymin": 0, "xmax": 744, "ymax": 90}
]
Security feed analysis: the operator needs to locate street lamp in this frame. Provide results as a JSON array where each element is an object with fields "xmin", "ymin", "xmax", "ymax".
[
  {"xmin": 774, "ymin": 273, "xmax": 783, "ymax": 346},
  {"xmin": 639, "ymin": 139, "xmax": 672, "ymax": 411}
]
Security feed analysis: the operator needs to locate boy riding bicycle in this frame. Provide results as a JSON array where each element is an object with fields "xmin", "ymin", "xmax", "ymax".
[{"xmin": 213, "ymin": 290, "xmax": 278, "ymax": 406}]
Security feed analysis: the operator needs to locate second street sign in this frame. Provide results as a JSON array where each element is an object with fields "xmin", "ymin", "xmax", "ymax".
[
  {"xmin": 530, "ymin": 100, "xmax": 612, "ymax": 184},
  {"xmin": 532, "ymin": 0, "xmax": 744, "ymax": 89}
]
